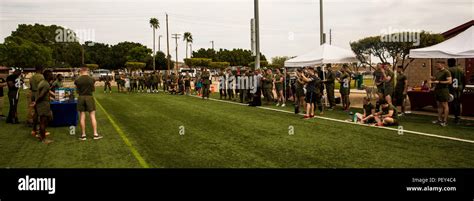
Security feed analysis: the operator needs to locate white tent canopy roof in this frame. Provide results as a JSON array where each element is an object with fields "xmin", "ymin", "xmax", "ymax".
[
  {"xmin": 284, "ymin": 43, "xmax": 358, "ymax": 67},
  {"xmin": 410, "ymin": 26, "xmax": 474, "ymax": 58}
]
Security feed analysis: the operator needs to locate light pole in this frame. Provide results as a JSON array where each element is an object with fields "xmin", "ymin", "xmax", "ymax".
[
  {"xmin": 172, "ymin": 33, "xmax": 181, "ymax": 72},
  {"xmin": 166, "ymin": 13, "xmax": 171, "ymax": 76},
  {"xmin": 210, "ymin": 40, "xmax": 214, "ymax": 50},
  {"xmin": 254, "ymin": 0, "xmax": 260, "ymax": 69},
  {"xmin": 320, "ymin": 0, "xmax": 324, "ymax": 45}
]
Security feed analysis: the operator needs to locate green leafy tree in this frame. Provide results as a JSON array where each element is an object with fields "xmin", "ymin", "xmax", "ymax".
[
  {"xmin": 350, "ymin": 32, "xmax": 444, "ymax": 71},
  {"xmin": 125, "ymin": 61, "xmax": 146, "ymax": 72},
  {"xmin": 8, "ymin": 23, "xmax": 81, "ymax": 67},
  {"xmin": 209, "ymin": 62, "xmax": 230, "ymax": 70},
  {"xmin": 85, "ymin": 64, "xmax": 99, "ymax": 70},
  {"xmin": 0, "ymin": 36, "xmax": 53, "ymax": 68},
  {"xmin": 184, "ymin": 58, "xmax": 211, "ymax": 68},
  {"xmin": 83, "ymin": 41, "xmax": 113, "ymax": 69},
  {"xmin": 271, "ymin": 56, "xmax": 290, "ymax": 68},
  {"xmin": 248, "ymin": 61, "xmax": 268, "ymax": 69}
]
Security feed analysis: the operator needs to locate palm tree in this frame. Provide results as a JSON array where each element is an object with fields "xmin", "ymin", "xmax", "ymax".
[
  {"xmin": 149, "ymin": 18, "xmax": 160, "ymax": 70},
  {"xmin": 183, "ymin": 32, "xmax": 193, "ymax": 59}
]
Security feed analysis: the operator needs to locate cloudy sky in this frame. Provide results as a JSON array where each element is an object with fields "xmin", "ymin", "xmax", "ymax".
[{"xmin": 0, "ymin": 0, "xmax": 472, "ymax": 61}]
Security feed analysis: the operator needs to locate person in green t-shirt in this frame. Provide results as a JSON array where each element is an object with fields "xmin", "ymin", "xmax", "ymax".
[
  {"xmin": 355, "ymin": 97, "xmax": 375, "ymax": 124},
  {"xmin": 274, "ymin": 68, "xmax": 285, "ymax": 107},
  {"xmin": 373, "ymin": 63, "xmax": 385, "ymax": 99},
  {"xmin": 103, "ymin": 73, "xmax": 112, "ymax": 93},
  {"xmin": 374, "ymin": 100, "xmax": 398, "ymax": 126},
  {"xmin": 447, "ymin": 58, "xmax": 465, "ymax": 124},
  {"xmin": 150, "ymin": 71, "xmax": 158, "ymax": 93},
  {"xmin": 51, "ymin": 74, "xmax": 63, "ymax": 92},
  {"xmin": 138, "ymin": 73, "xmax": 145, "ymax": 93},
  {"xmin": 75, "ymin": 67, "xmax": 102, "ymax": 140},
  {"xmin": 337, "ymin": 65, "xmax": 351, "ymax": 111},
  {"xmin": 394, "ymin": 66, "xmax": 408, "ymax": 115},
  {"xmin": 34, "ymin": 70, "xmax": 54, "ymax": 144},
  {"xmin": 429, "ymin": 60, "xmax": 452, "ymax": 127},
  {"xmin": 184, "ymin": 72, "xmax": 191, "ymax": 96},
  {"xmin": 201, "ymin": 68, "xmax": 211, "ymax": 99},
  {"xmin": 29, "ymin": 67, "xmax": 45, "ymax": 136},
  {"xmin": 324, "ymin": 64, "xmax": 336, "ymax": 110}
]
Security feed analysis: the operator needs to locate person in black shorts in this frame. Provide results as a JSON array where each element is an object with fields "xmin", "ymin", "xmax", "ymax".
[
  {"xmin": 394, "ymin": 65, "xmax": 408, "ymax": 115},
  {"xmin": 430, "ymin": 60, "xmax": 452, "ymax": 127},
  {"xmin": 299, "ymin": 67, "xmax": 322, "ymax": 119}
]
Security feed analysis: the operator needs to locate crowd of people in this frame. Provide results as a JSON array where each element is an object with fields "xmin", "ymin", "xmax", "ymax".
[
  {"xmin": 106, "ymin": 68, "xmax": 212, "ymax": 98},
  {"xmin": 0, "ymin": 58, "xmax": 466, "ymax": 145},
  {"xmin": 211, "ymin": 59, "xmax": 464, "ymax": 127}
]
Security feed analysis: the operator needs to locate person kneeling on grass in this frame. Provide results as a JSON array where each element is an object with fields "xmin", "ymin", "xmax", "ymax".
[
  {"xmin": 75, "ymin": 67, "xmax": 103, "ymax": 141},
  {"xmin": 355, "ymin": 97, "xmax": 376, "ymax": 124},
  {"xmin": 34, "ymin": 70, "xmax": 54, "ymax": 144},
  {"xmin": 374, "ymin": 100, "xmax": 399, "ymax": 127}
]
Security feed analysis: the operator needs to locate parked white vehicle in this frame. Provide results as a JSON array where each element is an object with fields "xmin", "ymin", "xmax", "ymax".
[{"xmin": 92, "ymin": 69, "xmax": 111, "ymax": 81}]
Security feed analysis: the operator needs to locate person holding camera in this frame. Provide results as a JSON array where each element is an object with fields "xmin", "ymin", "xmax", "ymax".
[
  {"xmin": 299, "ymin": 67, "xmax": 322, "ymax": 119},
  {"xmin": 294, "ymin": 68, "xmax": 306, "ymax": 114}
]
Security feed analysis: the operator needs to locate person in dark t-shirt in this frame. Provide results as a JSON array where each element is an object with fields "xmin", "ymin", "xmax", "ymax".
[{"xmin": 75, "ymin": 67, "xmax": 103, "ymax": 141}]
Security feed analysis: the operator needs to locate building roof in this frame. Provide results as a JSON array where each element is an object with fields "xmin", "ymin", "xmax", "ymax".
[{"xmin": 442, "ymin": 20, "xmax": 474, "ymax": 39}]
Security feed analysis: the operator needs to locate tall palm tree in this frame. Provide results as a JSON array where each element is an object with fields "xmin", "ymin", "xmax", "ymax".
[
  {"xmin": 183, "ymin": 32, "xmax": 193, "ymax": 59},
  {"xmin": 149, "ymin": 18, "xmax": 160, "ymax": 70}
]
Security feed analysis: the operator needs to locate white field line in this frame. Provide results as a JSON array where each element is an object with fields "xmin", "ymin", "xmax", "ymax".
[{"xmin": 191, "ymin": 95, "xmax": 474, "ymax": 144}]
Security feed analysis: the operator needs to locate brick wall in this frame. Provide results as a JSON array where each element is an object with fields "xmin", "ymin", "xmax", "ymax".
[{"xmin": 402, "ymin": 58, "xmax": 466, "ymax": 88}]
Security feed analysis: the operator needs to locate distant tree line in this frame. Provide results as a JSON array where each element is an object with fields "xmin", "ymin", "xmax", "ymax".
[{"xmin": 0, "ymin": 23, "xmax": 173, "ymax": 70}]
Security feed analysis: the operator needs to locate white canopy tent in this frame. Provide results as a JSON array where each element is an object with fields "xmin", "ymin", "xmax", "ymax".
[
  {"xmin": 410, "ymin": 26, "xmax": 474, "ymax": 58},
  {"xmin": 284, "ymin": 43, "xmax": 358, "ymax": 67},
  {"xmin": 283, "ymin": 44, "xmax": 358, "ymax": 107}
]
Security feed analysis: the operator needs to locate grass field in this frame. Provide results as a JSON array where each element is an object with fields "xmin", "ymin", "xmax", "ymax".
[{"xmin": 1, "ymin": 87, "xmax": 473, "ymax": 168}]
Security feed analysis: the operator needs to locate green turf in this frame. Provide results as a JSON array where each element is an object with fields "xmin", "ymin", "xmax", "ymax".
[
  {"xmin": 0, "ymin": 90, "xmax": 141, "ymax": 168},
  {"xmin": 1, "ymin": 88, "xmax": 473, "ymax": 168}
]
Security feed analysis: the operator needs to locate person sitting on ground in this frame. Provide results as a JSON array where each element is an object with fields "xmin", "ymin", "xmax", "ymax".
[
  {"xmin": 374, "ymin": 100, "xmax": 399, "ymax": 127},
  {"xmin": 355, "ymin": 97, "xmax": 375, "ymax": 124}
]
